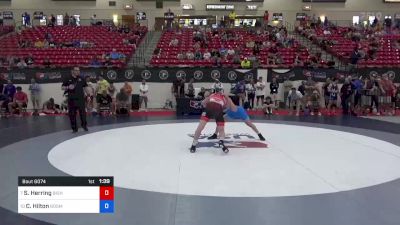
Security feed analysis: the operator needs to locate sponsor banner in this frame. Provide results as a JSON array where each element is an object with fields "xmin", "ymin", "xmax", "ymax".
[
  {"xmin": 2, "ymin": 11, "xmax": 13, "ymax": 20},
  {"xmin": 0, "ymin": 68, "xmax": 257, "ymax": 84},
  {"xmin": 268, "ymin": 68, "xmax": 353, "ymax": 83},
  {"xmin": 268, "ymin": 68, "xmax": 400, "ymax": 83}
]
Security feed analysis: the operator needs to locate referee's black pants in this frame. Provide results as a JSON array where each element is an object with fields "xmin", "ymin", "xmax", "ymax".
[{"xmin": 68, "ymin": 100, "xmax": 87, "ymax": 131}]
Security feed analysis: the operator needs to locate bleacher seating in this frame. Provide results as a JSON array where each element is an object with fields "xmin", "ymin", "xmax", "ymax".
[
  {"xmin": 0, "ymin": 25, "xmax": 147, "ymax": 68},
  {"xmin": 298, "ymin": 26, "xmax": 400, "ymax": 67},
  {"xmin": 151, "ymin": 28, "xmax": 311, "ymax": 68},
  {"xmin": 0, "ymin": 25, "xmax": 14, "ymax": 37}
]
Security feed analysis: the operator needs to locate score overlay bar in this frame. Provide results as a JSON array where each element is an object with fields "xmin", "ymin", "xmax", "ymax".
[{"xmin": 18, "ymin": 176, "xmax": 114, "ymax": 213}]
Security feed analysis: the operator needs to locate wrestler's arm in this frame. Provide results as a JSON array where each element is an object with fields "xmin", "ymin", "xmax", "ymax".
[{"xmin": 224, "ymin": 94, "xmax": 238, "ymax": 112}]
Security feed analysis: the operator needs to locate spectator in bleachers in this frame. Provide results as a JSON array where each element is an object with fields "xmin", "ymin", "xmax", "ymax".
[
  {"xmin": 24, "ymin": 54, "xmax": 34, "ymax": 67},
  {"xmin": 294, "ymin": 52, "xmax": 303, "ymax": 66},
  {"xmin": 219, "ymin": 45, "xmax": 228, "ymax": 59},
  {"xmin": 227, "ymin": 47, "xmax": 235, "ymax": 57},
  {"xmin": 253, "ymin": 44, "xmax": 261, "ymax": 56},
  {"xmin": 177, "ymin": 51, "xmax": 186, "ymax": 60},
  {"xmin": 186, "ymin": 51, "xmax": 195, "ymax": 60},
  {"xmin": 169, "ymin": 38, "xmax": 179, "ymax": 47},
  {"xmin": 8, "ymin": 87, "xmax": 28, "ymax": 116},
  {"xmin": 203, "ymin": 49, "xmax": 211, "ymax": 60},
  {"xmin": 110, "ymin": 48, "xmax": 126, "ymax": 60},
  {"xmin": 241, "ymin": 57, "xmax": 251, "ymax": 69},
  {"xmin": 232, "ymin": 54, "xmax": 241, "ymax": 65},
  {"xmin": 275, "ymin": 53, "xmax": 283, "ymax": 65},
  {"xmin": 211, "ymin": 49, "xmax": 222, "ymax": 67},
  {"xmin": 194, "ymin": 49, "xmax": 202, "ymax": 60},
  {"xmin": 28, "ymin": 79, "xmax": 41, "ymax": 111},
  {"xmin": 16, "ymin": 59, "xmax": 27, "ymax": 69},
  {"xmin": 90, "ymin": 56, "xmax": 103, "ymax": 67}
]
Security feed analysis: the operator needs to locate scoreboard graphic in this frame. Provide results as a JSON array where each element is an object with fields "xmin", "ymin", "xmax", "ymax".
[{"xmin": 18, "ymin": 176, "xmax": 114, "ymax": 213}]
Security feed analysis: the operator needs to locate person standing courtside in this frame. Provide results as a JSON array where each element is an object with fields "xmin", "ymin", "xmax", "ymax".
[{"xmin": 62, "ymin": 67, "xmax": 88, "ymax": 133}]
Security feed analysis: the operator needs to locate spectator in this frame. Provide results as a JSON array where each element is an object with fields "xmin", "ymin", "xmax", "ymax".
[
  {"xmin": 90, "ymin": 14, "xmax": 97, "ymax": 26},
  {"xmin": 116, "ymin": 88, "xmax": 129, "ymax": 114},
  {"xmin": 25, "ymin": 54, "xmax": 34, "ymax": 66},
  {"xmin": 287, "ymin": 87, "xmax": 303, "ymax": 116},
  {"xmin": 90, "ymin": 56, "xmax": 103, "ymax": 67},
  {"xmin": 110, "ymin": 48, "xmax": 125, "ymax": 60},
  {"xmin": 16, "ymin": 59, "xmax": 27, "ymax": 69},
  {"xmin": 351, "ymin": 76, "xmax": 363, "ymax": 113},
  {"xmin": 227, "ymin": 47, "xmax": 235, "ymax": 56},
  {"xmin": 8, "ymin": 86, "xmax": 28, "ymax": 115},
  {"xmin": 84, "ymin": 76, "xmax": 95, "ymax": 113},
  {"xmin": 230, "ymin": 54, "xmax": 239, "ymax": 65},
  {"xmin": 96, "ymin": 76, "xmax": 110, "ymax": 112},
  {"xmin": 328, "ymin": 78, "xmax": 339, "ymax": 115},
  {"xmin": 42, "ymin": 98, "xmax": 58, "ymax": 114},
  {"xmin": 28, "ymin": 79, "xmax": 41, "ymax": 111},
  {"xmin": 197, "ymin": 87, "xmax": 206, "ymax": 99},
  {"xmin": 139, "ymin": 80, "xmax": 149, "ymax": 112},
  {"xmin": 253, "ymin": 44, "xmax": 261, "ymax": 55},
  {"xmin": 194, "ymin": 49, "xmax": 202, "ymax": 60},
  {"xmin": 294, "ymin": 52, "xmax": 303, "ymax": 66},
  {"xmin": 246, "ymin": 79, "xmax": 256, "ymax": 109},
  {"xmin": 108, "ymin": 82, "xmax": 116, "ymax": 114},
  {"xmin": 298, "ymin": 80, "xmax": 306, "ymax": 96},
  {"xmin": 255, "ymin": 77, "xmax": 266, "ymax": 108},
  {"xmin": 186, "ymin": 51, "xmax": 195, "ymax": 60},
  {"xmin": 340, "ymin": 78, "xmax": 353, "ymax": 115},
  {"xmin": 177, "ymin": 51, "xmax": 186, "ymax": 60},
  {"xmin": 3, "ymin": 80, "xmax": 16, "ymax": 101},
  {"xmin": 241, "ymin": 57, "xmax": 251, "ymax": 69},
  {"xmin": 172, "ymin": 77, "xmax": 185, "ymax": 100},
  {"xmin": 270, "ymin": 77, "xmax": 279, "ymax": 107},
  {"xmin": 186, "ymin": 78, "xmax": 195, "ymax": 98},
  {"xmin": 308, "ymin": 90, "xmax": 322, "ymax": 116},
  {"xmin": 263, "ymin": 96, "xmax": 274, "ymax": 115},
  {"xmin": 322, "ymin": 78, "xmax": 332, "ymax": 108},
  {"xmin": 211, "ymin": 79, "xmax": 223, "ymax": 93},
  {"xmin": 283, "ymin": 77, "xmax": 293, "ymax": 108},
  {"xmin": 235, "ymin": 80, "xmax": 246, "ymax": 106},
  {"xmin": 203, "ymin": 49, "xmax": 211, "ymax": 60},
  {"xmin": 350, "ymin": 48, "xmax": 361, "ymax": 70},
  {"xmin": 219, "ymin": 45, "xmax": 228, "ymax": 58},
  {"xmin": 169, "ymin": 38, "xmax": 179, "ymax": 47},
  {"xmin": 122, "ymin": 81, "xmax": 133, "ymax": 110},
  {"xmin": 97, "ymin": 90, "xmax": 112, "ymax": 114}
]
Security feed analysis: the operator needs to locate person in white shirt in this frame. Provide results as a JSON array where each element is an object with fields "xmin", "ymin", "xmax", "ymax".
[
  {"xmin": 255, "ymin": 77, "xmax": 266, "ymax": 108},
  {"xmin": 139, "ymin": 80, "xmax": 149, "ymax": 111},
  {"xmin": 287, "ymin": 87, "xmax": 304, "ymax": 116},
  {"xmin": 211, "ymin": 79, "xmax": 223, "ymax": 93},
  {"xmin": 203, "ymin": 50, "xmax": 211, "ymax": 60},
  {"xmin": 246, "ymin": 79, "xmax": 256, "ymax": 110}
]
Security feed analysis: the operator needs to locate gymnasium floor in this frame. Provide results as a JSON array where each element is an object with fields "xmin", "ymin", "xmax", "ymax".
[{"xmin": 1, "ymin": 114, "xmax": 400, "ymax": 225}]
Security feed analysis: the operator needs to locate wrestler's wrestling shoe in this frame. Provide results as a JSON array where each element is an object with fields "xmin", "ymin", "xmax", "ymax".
[
  {"xmin": 190, "ymin": 145, "xmax": 196, "ymax": 153},
  {"xmin": 258, "ymin": 133, "xmax": 266, "ymax": 141},
  {"xmin": 207, "ymin": 133, "xmax": 218, "ymax": 140},
  {"xmin": 219, "ymin": 140, "xmax": 229, "ymax": 153}
]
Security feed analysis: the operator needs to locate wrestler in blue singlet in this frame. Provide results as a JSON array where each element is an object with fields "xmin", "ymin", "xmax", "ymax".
[{"xmin": 225, "ymin": 106, "xmax": 250, "ymax": 121}]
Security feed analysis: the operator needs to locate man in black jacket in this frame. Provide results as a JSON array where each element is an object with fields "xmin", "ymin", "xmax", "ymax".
[{"xmin": 62, "ymin": 67, "xmax": 88, "ymax": 133}]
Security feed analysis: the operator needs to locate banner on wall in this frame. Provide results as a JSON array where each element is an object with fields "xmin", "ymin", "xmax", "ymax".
[
  {"xmin": 267, "ymin": 68, "xmax": 400, "ymax": 83},
  {"xmin": 0, "ymin": 68, "xmax": 257, "ymax": 84},
  {"xmin": 2, "ymin": 11, "xmax": 13, "ymax": 20}
]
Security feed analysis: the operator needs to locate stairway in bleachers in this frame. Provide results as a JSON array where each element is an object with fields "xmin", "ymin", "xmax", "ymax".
[
  {"xmin": 130, "ymin": 31, "xmax": 162, "ymax": 67},
  {"xmin": 293, "ymin": 33, "xmax": 345, "ymax": 70}
]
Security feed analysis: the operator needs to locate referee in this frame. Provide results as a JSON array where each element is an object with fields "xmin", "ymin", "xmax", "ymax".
[{"xmin": 62, "ymin": 67, "xmax": 88, "ymax": 133}]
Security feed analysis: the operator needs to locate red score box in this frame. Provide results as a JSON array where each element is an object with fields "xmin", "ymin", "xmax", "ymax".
[{"xmin": 100, "ymin": 186, "xmax": 114, "ymax": 200}]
